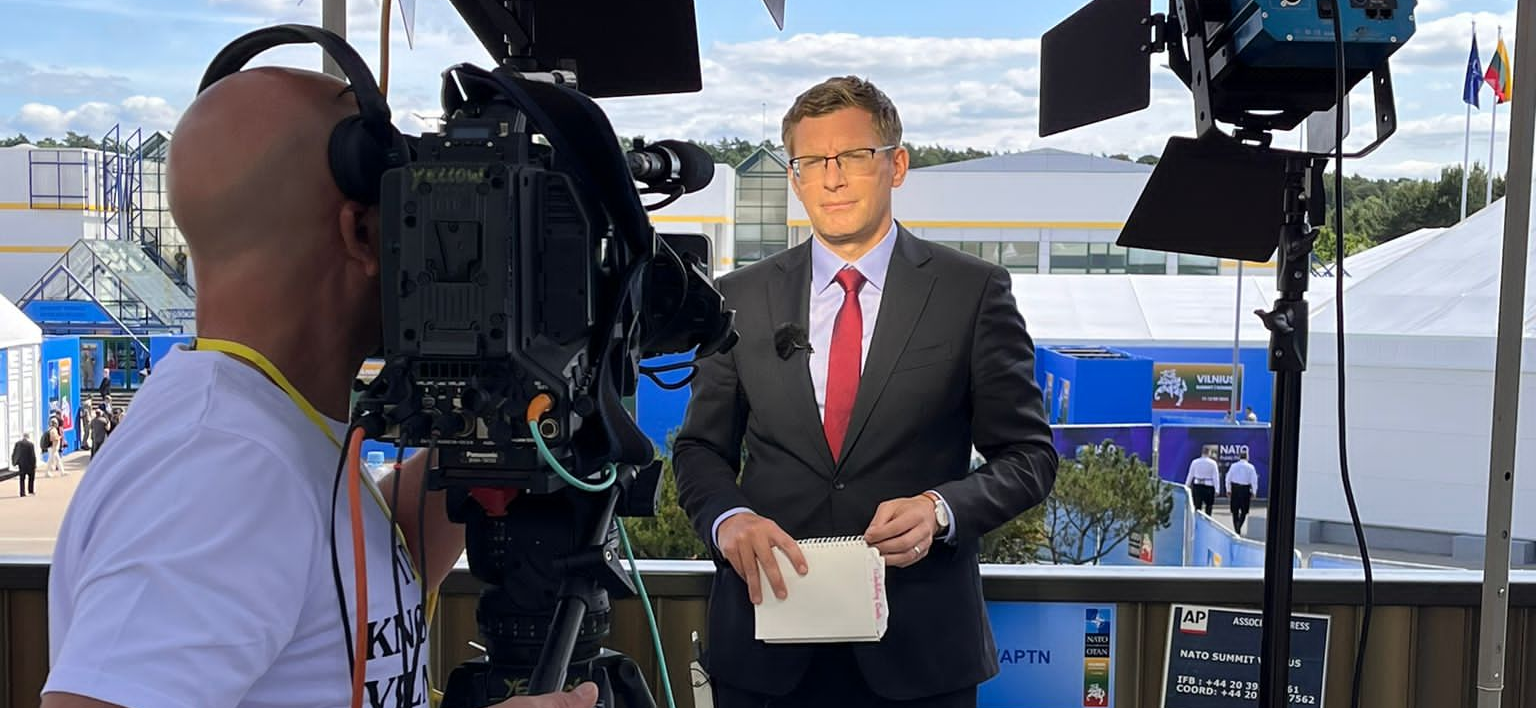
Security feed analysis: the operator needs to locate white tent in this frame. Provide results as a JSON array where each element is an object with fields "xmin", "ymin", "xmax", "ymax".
[
  {"xmin": 1, "ymin": 297, "xmax": 42, "ymax": 469},
  {"xmin": 0, "ymin": 296, "xmax": 40, "ymax": 351},
  {"xmin": 1339, "ymin": 227, "xmax": 1445, "ymax": 280},
  {"xmin": 1297, "ymin": 197, "xmax": 1536, "ymax": 539},
  {"xmin": 1010, "ymin": 273, "xmax": 1278, "ymax": 347}
]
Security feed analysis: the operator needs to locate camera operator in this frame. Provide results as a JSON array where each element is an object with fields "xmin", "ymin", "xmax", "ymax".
[{"xmin": 41, "ymin": 67, "xmax": 596, "ymax": 708}]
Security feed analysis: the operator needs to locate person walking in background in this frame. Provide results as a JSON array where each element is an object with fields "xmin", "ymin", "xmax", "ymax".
[
  {"xmin": 1226, "ymin": 450, "xmax": 1258, "ymax": 535},
  {"xmin": 89, "ymin": 408, "xmax": 111, "ymax": 457},
  {"xmin": 1185, "ymin": 446, "xmax": 1220, "ymax": 515},
  {"xmin": 12, "ymin": 432, "xmax": 37, "ymax": 497},
  {"xmin": 40, "ymin": 418, "xmax": 55, "ymax": 476},
  {"xmin": 42, "ymin": 419, "xmax": 65, "ymax": 477}
]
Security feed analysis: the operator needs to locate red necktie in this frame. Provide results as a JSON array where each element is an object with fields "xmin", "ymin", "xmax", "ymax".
[{"xmin": 824, "ymin": 267, "xmax": 866, "ymax": 462}]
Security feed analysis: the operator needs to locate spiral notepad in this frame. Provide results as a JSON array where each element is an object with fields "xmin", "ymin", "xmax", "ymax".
[{"xmin": 753, "ymin": 536, "xmax": 889, "ymax": 644}]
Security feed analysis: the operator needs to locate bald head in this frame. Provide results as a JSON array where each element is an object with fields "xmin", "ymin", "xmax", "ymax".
[{"xmin": 169, "ymin": 67, "xmax": 359, "ymax": 264}]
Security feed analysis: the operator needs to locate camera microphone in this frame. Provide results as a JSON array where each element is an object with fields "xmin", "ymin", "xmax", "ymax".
[
  {"xmin": 627, "ymin": 139, "xmax": 714, "ymax": 193},
  {"xmin": 774, "ymin": 322, "xmax": 814, "ymax": 360}
]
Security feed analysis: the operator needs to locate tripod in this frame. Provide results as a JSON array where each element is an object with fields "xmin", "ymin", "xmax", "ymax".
[
  {"xmin": 438, "ymin": 468, "xmax": 659, "ymax": 708},
  {"xmin": 1254, "ymin": 154, "xmax": 1327, "ymax": 708}
]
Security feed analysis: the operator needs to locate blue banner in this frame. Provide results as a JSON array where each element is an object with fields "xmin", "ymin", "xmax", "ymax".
[
  {"xmin": 1052, "ymin": 424, "xmax": 1154, "ymax": 464},
  {"xmin": 24, "ymin": 300, "xmax": 114, "ymax": 325},
  {"xmin": 1156, "ymin": 425, "xmax": 1271, "ymax": 498},
  {"xmin": 981, "ymin": 603, "xmax": 1115, "ymax": 708},
  {"xmin": 41, "ymin": 338, "xmax": 82, "ymax": 449}
]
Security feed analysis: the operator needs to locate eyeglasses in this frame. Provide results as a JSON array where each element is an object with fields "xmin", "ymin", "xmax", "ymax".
[{"xmin": 789, "ymin": 145, "xmax": 897, "ymax": 180}]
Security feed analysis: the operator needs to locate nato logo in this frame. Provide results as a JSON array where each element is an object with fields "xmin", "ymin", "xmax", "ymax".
[{"xmin": 1085, "ymin": 608, "xmax": 1111, "ymax": 635}]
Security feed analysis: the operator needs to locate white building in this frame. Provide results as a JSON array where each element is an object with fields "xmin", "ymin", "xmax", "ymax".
[
  {"xmin": 0, "ymin": 135, "xmax": 184, "ymax": 305},
  {"xmin": 649, "ymin": 164, "xmax": 736, "ymax": 272},
  {"xmin": 0, "ymin": 295, "xmax": 41, "ymax": 465},
  {"xmin": 1, "ymin": 139, "xmax": 1254, "ymax": 314},
  {"xmin": 0, "ymin": 145, "xmax": 109, "ymax": 301},
  {"xmin": 648, "ymin": 146, "xmax": 1268, "ymax": 276}
]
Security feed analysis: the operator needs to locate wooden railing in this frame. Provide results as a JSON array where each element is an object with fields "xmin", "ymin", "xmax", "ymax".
[{"xmin": 5, "ymin": 559, "xmax": 1536, "ymax": 708}]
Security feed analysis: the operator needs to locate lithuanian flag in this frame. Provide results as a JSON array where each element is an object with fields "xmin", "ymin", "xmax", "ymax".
[{"xmin": 1485, "ymin": 37, "xmax": 1514, "ymax": 104}]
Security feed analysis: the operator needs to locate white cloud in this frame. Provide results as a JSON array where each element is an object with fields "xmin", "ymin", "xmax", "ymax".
[
  {"xmin": 0, "ymin": 58, "xmax": 131, "ymax": 98},
  {"xmin": 1391, "ymin": 8, "xmax": 1517, "ymax": 74},
  {"xmin": 11, "ymin": 96, "xmax": 182, "ymax": 136},
  {"xmin": 121, "ymin": 96, "xmax": 181, "ymax": 127},
  {"xmin": 4, "ymin": 0, "xmax": 1519, "ymax": 183}
]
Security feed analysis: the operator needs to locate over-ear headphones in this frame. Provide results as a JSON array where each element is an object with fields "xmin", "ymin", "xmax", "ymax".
[{"xmin": 198, "ymin": 24, "xmax": 408, "ymax": 205}]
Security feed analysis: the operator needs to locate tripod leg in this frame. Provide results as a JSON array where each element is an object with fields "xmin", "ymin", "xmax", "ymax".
[{"xmin": 610, "ymin": 655, "xmax": 657, "ymax": 708}]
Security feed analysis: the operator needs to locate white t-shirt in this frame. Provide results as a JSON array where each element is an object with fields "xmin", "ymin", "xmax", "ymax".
[
  {"xmin": 1185, "ymin": 456, "xmax": 1220, "ymax": 487},
  {"xmin": 46, "ymin": 346, "xmax": 429, "ymax": 708}
]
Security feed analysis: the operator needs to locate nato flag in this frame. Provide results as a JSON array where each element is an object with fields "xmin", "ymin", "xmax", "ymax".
[{"xmin": 1465, "ymin": 34, "xmax": 1484, "ymax": 108}]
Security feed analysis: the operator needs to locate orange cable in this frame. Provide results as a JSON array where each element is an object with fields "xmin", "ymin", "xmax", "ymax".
[
  {"xmin": 379, "ymin": 0, "xmax": 392, "ymax": 98},
  {"xmin": 348, "ymin": 428, "xmax": 368, "ymax": 708},
  {"xmin": 526, "ymin": 393, "xmax": 555, "ymax": 422}
]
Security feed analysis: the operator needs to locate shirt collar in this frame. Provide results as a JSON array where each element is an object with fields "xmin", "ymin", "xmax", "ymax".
[{"xmin": 811, "ymin": 220, "xmax": 899, "ymax": 294}]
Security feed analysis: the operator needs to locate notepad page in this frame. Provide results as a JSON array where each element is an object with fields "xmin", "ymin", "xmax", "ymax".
[{"xmin": 753, "ymin": 537, "xmax": 888, "ymax": 643}]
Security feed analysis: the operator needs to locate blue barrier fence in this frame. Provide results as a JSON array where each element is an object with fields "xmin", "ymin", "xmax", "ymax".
[{"xmin": 1189, "ymin": 508, "xmax": 1301, "ymax": 568}]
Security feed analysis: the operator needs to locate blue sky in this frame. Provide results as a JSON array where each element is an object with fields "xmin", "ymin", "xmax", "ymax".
[{"xmin": 0, "ymin": 0, "xmax": 1521, "ymax": 178}]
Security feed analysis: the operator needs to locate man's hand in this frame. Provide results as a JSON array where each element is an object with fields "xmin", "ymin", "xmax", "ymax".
[
  {"xmin": 493, "ymin": 682, "xmax": 599, "ymax": 708},
  {"xmin": 716, "ymin": 512, "xmax": 808, "ymax": 604},
  {"xmin": 864, "ymin": 496, "xmax": 939, "ymax": 569}
]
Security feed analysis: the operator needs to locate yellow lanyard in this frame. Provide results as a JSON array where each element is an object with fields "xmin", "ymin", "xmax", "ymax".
[
  {"xmin": 192, "ymin": 339, "xmax": 423, "ymax": 581},
  {"xmin": 193, "ymin": 338, "xmax": 342, "ymax": 449},
  {"xmin": 193, "ymin": 338, "xmax": 436, "ymax": 700}
]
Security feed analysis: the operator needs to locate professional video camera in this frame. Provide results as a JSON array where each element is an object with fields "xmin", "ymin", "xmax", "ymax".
[{"xmin": 350, "ymin": 2, "xmax": 736, "ymax": 706}]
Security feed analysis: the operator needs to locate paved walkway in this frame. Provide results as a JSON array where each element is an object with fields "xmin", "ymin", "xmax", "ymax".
[{"xmin": 0, "ymin": 452, "xmax": 92, "ymax": 557}]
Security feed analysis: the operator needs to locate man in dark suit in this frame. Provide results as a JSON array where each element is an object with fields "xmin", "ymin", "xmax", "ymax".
[
  {"xmin": 89, "ymin": 408, "xmax": 111, "ymax": 456},
  {"xmin": 13, "ymin": 433, "xmax": 38, "ymax": 497},
  {"xmin": 675, "ymin": 76, "xmax": 1058, "ymax": 708}
]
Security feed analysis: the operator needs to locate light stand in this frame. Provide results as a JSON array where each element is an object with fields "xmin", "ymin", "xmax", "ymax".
[{"xmin": 1255, "ymin": 154, "xmax": 1324, "ymax": 707}]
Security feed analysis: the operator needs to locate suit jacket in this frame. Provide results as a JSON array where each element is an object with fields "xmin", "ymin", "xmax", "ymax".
[
  {"xmin": 674, "ymin": 225, "xmax": 1058, "ymax": 700},
  {"xmin": 12, "ymin": 440, "xmax": 36, "ymax": 471}
]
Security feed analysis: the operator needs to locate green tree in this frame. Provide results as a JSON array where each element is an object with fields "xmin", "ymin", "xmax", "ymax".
[
  {"xmin": 0, "ymin": 133, "xmax": 31, "ymax": 147},
  {"xmin": 1313, "ymin": 223, "xmax": 1374, "ymax": 263},
  {"xmin": 61, "ymin": 131, "xmax": 101, "ymax": 149},
  {"xmin": 902, "ymin": 143, "xmax": 992, "ymax": 168},
  {"xmin": 1313, "ymin": 164, "xmax": 1510, "ymax": 263},
  {"xmin": 1136, "ymin": 154, "xmax": 1160, "ymax": 165},
  {"xmin": 699, "ymin": 137, "xmax": 779, "ymax": 167},
  {"xmin": 1039, "ymin": 442, "xmax": 1170, "ymax": 565},
  {"xmin": 980, "ymin": 504, "xmax": 1047, "ymax": 564},
  {"xmin": 621, "ymin": 439, "xmax": 709, "ymax": 560},
  {"xmin": 618, "ymin": 135, "xmax": 780, "ymax": 170}
]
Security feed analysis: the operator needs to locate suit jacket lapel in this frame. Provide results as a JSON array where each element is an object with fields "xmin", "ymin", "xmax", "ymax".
[
  {"xmin": 837, "ymin": 226, "xmax": 936, "ymax": 468},
  {"xmin": 767, "ymin": 243, "xmax": 837, "ymax": 476}
]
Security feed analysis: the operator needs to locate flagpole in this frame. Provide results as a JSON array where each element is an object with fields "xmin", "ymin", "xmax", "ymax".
[
  {"xmin": 1465, "ymin": 101, "xmax": 1476, "ymax": 221},
  {"xmin": 1464, "ymin": 21, "xmax": 1479, "ymax": 222},
  {"xmin": 1490, "ymin": 99, "xmax": 1500, "ymax": 208}
]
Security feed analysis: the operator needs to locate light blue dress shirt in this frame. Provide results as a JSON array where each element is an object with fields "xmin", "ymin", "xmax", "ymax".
[{"xmin": 711, "ymin": 221, "xmax": 956, "ymax": 547}]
